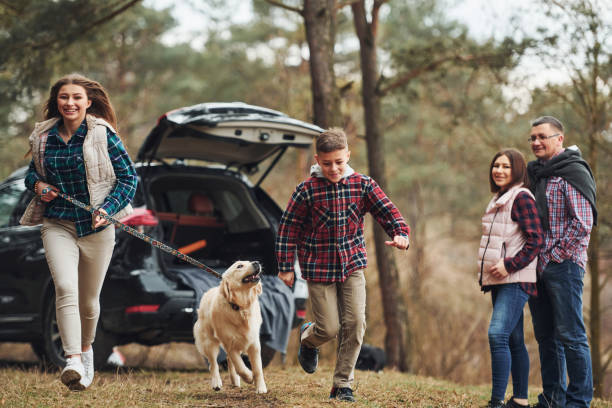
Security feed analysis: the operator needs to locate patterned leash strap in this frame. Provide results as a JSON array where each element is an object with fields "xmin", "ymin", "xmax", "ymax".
[{"xmin": 41, "ymin": 187, "xmax": 222, "ymax": 279}]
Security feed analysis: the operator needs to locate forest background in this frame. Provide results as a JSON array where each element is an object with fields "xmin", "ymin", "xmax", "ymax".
[{"xmin": 0, "ymin": 0, "xmax": 610, "ymax": 400}]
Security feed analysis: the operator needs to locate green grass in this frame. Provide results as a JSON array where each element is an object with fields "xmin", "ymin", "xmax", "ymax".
[{"xmin": 1, "ymin": 362, "xmax": 611, "ymax": 408}]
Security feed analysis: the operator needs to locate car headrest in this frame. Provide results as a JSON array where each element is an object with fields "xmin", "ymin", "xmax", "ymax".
[{"xmin": 188, "ymin": 193, "xmax": 214, "ymax": 215}]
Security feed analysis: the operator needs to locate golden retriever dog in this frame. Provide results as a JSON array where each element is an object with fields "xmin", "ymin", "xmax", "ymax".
[{"xmin": 193, "ymin": 260, "xmax": 267, "ymax": 394}]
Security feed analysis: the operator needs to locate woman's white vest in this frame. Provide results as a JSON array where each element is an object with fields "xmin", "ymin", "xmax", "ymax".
[
  {"xmin": 20, "ymin": 114, "xmax": 133, "ymax": 226},
  {"xmin": 478, "ymin": 183, "xmax": 537, "ymax": 286}
]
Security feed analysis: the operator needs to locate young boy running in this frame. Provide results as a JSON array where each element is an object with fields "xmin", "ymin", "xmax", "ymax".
[{"xmin": 276, "ymin": 128, "xmax": 410, "ymax": 402}]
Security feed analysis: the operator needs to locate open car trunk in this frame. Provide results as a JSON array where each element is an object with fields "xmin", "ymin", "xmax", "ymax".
[
  {"xmin": 147, "ymin": 172, "xmax": 277, "ymax": 276},
  {"xmin": 144, "ymin": 171, "xmax": 295, "ymax": 354}
]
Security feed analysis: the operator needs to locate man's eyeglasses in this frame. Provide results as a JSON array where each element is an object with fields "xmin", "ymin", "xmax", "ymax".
[{"xmin": 528, "ymin": 133, "xmax": 560, "ymax": 143}]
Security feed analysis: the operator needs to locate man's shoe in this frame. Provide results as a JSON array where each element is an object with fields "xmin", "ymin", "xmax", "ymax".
[
  {"xmin": 61, "ymin": 357, "xmax": 85, "ymax": 390},
  {"xmin": 336, "ymin": 387, "xmax": 355, "ymax": 402},
  {"xmin": 484, "ymin": 400, "xmax": 505, "ymax": 408},
  {"xmin": 297, "ymin": 322, "xmax": 319, "ymax": 374}
]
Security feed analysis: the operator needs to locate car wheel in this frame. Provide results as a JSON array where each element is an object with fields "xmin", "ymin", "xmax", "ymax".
[
  {"xmin": 33, "ymin": 290, "xmax": 118, "ymax": 371},
  {"xmin": 92, "ymin": 325, "xmax": 117, "ymax": 370},
  {"xmin": 32, "ymin": 291, "xmax": 65, "ymax": 369},
  {"xmin": 260, "ymin": 344, "xmax": 276, "ymax": 368},
  {"xmin": 217, "ymin": 342, "xmax": 276, "ymax": 370},
  {"xmin": 242, "ymin": 343, "xmax": 276, "ymax": 369}
]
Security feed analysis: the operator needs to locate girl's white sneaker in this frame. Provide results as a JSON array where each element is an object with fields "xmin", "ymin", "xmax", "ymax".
[
  {"xmin": 77, "ymin": 347, "xmax": 94, "ymax": 388},
  {"xmin": 61, "ymin": 356, "xmax": 85, "ymax": 390}
]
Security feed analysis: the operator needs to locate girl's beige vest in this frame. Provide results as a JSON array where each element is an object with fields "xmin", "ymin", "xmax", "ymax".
[
  {"xmin": 478, "ymin": 183, "xmax": 537, "ymax": 286},
  {"xmin": 20, "ymin": 114, "xmax": 133, "ymax": 226}
]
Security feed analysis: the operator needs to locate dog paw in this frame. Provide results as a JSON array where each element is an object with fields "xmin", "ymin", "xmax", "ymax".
[
  {"xmin": 256, "ymin": 384, "xmax": 267, "ymax": 394},
  {"xmin": 211, "ymin": 376, "xmax": 222, "ymax": 391},
  {"xmin": 230, "ymin": 376, "xmax": 240, "ymax": 387}
]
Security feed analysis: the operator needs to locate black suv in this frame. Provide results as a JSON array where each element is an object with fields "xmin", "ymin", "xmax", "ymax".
[{"xmin": 0, "ymin": 102, "xmax": 320, "ymax": 369}]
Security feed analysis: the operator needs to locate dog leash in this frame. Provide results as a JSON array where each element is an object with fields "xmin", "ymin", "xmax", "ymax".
[{"xmin": 41, "ymin": 187, "xmax": 222, "ymax": 279}]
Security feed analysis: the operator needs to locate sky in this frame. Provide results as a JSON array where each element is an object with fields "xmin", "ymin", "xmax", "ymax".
[
  {"xmin": 145, "ymin": 0, "xmax": 610, "ymax": 113},
  {"xmin": 146, "ymin": 0, "xmax": 530, "ymax": 44}
]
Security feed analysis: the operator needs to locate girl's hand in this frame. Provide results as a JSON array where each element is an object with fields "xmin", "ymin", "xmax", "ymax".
[
  {"xmin": 489, "ymin": 259, "xmax": 509, "ymax": 279},
  {"xmin": 385, "ymin": 235, "xmax": 409, "ymax": 250},
  {"xmin": 39, "ymin": 183, "xmax": 58, "ymax": 202},
  {"xmin": 93, "ymin": 208, "xmax": 109, "ymax": 228}
]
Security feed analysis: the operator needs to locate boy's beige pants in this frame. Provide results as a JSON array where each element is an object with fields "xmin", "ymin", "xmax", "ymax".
[
  {"xmin": 301, "ymin": 269, "xmax": 366, "ymax": 389},
  {"xmin": 41, "ymin": 218, "xmax": 115, "ymax": 356}
]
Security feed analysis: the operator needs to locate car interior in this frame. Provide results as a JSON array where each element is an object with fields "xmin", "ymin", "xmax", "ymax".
[{"xmin": 147, "ymin": 173, "xmax": 277, "ymax": 275}]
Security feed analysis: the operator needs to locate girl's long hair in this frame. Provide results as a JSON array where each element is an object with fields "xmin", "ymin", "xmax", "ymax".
[
  {"xmin": 44, "ymin": 73, "xmax": 118, "ymax": 130},
  {"xmin": 25, "ymin": 74, "xmax": 118, "ymax": 158}
]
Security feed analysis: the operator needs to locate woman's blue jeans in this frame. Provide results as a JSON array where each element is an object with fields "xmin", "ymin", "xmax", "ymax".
[
  {"xmin": 488, "ymin": 283, "xmax": 530, "ymax": 401},
  {"xmin": 528, "ymin": 260, "xmax": 593, "ymax": 408}
]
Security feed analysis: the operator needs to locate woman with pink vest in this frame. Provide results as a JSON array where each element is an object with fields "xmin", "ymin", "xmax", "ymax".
[{"xmin": 478, "ymin": 149, "xmax": 544, "ymax": 408}]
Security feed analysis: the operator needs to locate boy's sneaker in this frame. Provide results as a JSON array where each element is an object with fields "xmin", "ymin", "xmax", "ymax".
[
  {"xmin": 336, "ymin": 387, "xmax": 355, "ymax": 402},
  {"xmin": 484, "ymin": 400, "xmax": 506, "ymax": 408},
  {"xmin": 297, "ymin": 322, "xmax": 319, "ymax": 374},
  {"xmin": 60, "ymin": 357, "xmax": 85, "ymax": 390}
]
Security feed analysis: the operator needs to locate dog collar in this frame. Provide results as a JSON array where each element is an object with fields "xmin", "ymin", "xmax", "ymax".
[{"xmin": 229, "ymin": 302, "xmax": 240, "ymax": 311}]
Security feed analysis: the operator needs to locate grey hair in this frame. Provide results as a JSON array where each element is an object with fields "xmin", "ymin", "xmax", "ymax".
[{"xmin": 531, "ymin": 116, "xmax": 564, "ymax": 132}]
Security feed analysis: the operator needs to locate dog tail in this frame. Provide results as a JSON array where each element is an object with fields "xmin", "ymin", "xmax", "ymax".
[{"xmin": 193, "ymin": 319, "xmax": 205, "ymax": 355}]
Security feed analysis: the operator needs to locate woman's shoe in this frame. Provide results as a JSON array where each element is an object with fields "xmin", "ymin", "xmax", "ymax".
[
  {"xmin": 505, "ymin": 397, "xmax": 529, "ymax": 407},
  {"xmin": 60, "ymin": 356, "xmax": 85, "ymax": 390},
  {"xmin": 76, "ymin": 347, "xmax": 94, "ymax": 388}
]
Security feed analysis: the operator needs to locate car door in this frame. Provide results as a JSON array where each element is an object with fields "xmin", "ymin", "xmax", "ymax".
[
  {"xmin": 137, "ymin": 102, "xmax": 322, "ymax": 185},
  {"xmin": 0, "ymin": 178, "xmax": 49, "ymax": 330}
]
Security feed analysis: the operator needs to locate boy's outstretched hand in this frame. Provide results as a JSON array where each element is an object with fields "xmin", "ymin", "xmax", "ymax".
[
  {"xmin": 384, "ymin": 235, "xmax": 409, "ymax": 250},
  {"xmin": 278, "ymin": 271, "xmax": 294, "ymax": 288}
]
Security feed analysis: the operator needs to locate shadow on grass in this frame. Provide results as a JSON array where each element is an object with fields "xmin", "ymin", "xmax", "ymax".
[
  {"xmin": 0, "ymin": 359, "xmax": 44, "ymax": 371},
  {"xmin": 190, "ymin": 389, "xmax": 285, "ymax": 408}
]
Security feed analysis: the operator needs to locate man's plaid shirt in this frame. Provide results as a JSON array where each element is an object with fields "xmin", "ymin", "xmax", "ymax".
[
  {"xmin": 25, "ymin": 119, "xmax": 137, "ymax": 237},
  {"xmin": 538, "ymin": 150, "xmax": 593, "ymax": 272},
  {"xmin": 275, "ymin": 172, "xmax": 410, "ymax": 283}
]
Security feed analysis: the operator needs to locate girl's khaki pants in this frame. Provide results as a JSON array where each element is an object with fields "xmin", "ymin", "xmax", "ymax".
[{"xmin": 41, "ymin": 218, "xmax": 115, "ymax": 356}]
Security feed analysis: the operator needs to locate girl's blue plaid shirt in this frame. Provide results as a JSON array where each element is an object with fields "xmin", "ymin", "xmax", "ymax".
[
  {"xmin": 275, "ymin": 172, "xmax": 409, "ymax": 283},
  {"xmin": 25, "ymin": 119, "xmax": 137, "ymax": 237}
]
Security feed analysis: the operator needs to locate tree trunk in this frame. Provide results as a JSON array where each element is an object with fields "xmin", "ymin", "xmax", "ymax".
[
  {"xmin": 303, "ymin": 0, "xmax": 342, "ymax": 128},
  {"xmin": 587, "ymin": 132, "xmax": 602, "ymax": 397},
  {"xmin": 351, "ymin": 0, "xmax": 410, "ymax": 372}
]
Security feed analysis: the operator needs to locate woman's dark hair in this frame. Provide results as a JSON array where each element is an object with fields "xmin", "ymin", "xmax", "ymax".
[
  {"xmin": 489, "ymin": 148, "xmax": 530, "ymax": 193},
  {"xmin": 43, "ymin": 73, "xmax": 118, "ymax": 130}
]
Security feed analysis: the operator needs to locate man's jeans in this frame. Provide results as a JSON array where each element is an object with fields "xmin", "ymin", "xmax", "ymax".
[
  {"xmin": 489, "ymin": 283, "xmax": 530, "ymax": 401},
  {"xmin": 528, "ymin": 260, "xmax": 593, "ymax": 408}
]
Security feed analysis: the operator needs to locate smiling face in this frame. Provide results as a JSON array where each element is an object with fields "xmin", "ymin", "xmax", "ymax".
[
  {"xmin": 491, "ymin": 154, "xmax": 512, "ymax": 190},
  {"xmin": 530, "ymin": 123, "xmax": 564, "ymax": 161},
  {"xmin": 314, "ymin": 147, "xmax": 350, "ymax": 183},
  {"xmin": 57, "ymin": 84, "xmax": 91, "ymax": 126}
]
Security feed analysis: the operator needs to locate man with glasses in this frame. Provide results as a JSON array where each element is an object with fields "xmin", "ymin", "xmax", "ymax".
[{"xmin": 526, "ymin": 116, "xmax": 597, "ymax": 408}]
